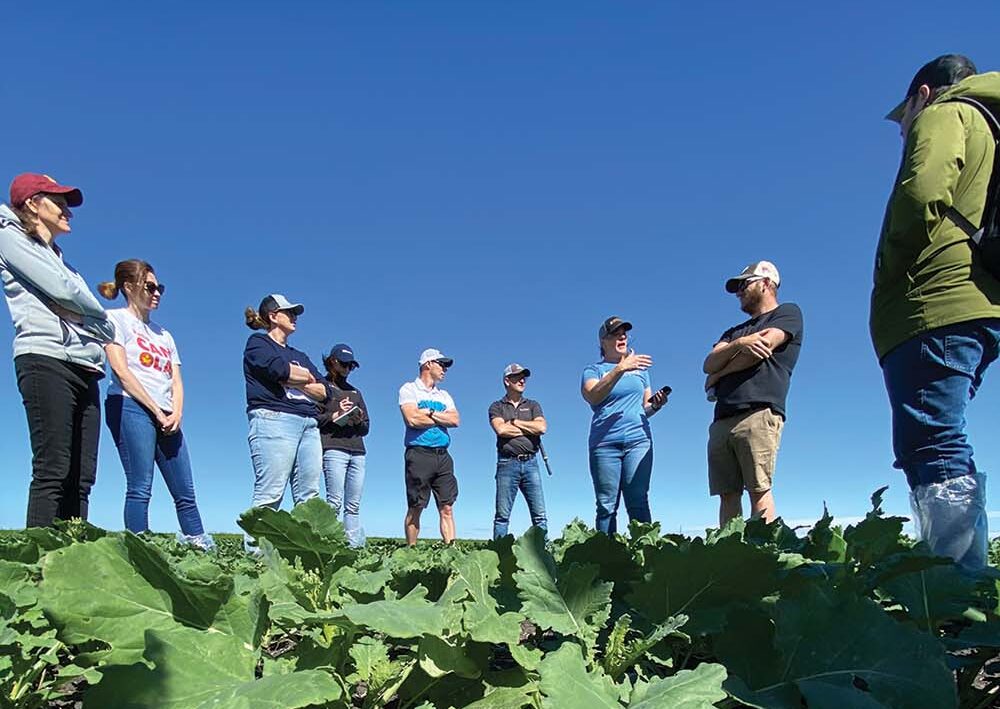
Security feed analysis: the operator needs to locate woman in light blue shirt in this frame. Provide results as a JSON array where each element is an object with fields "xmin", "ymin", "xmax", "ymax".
[{"xmin": 581, "ymin": 316, "xmax": 667, "ymax": 535}]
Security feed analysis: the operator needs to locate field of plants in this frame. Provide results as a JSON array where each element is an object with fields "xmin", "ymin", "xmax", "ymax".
[{"xmin": 2, "ymin": 488, "xmax": 1000, "ymax": 708}]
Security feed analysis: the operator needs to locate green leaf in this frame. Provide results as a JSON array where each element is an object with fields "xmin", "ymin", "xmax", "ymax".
[
  {"xmin": 559, "ymin": 531, "xmax": 640, "ymax": 601},
  {"xmin": 39, "ymin": 536, "xmax": 244, "ymax": 665},
  {"xmin": 629, "ymin": 663, "xmax": 728, "ymax": 708},
  {"xmin": 83, "ymin": 626, "xmax": 342, "ymax": 709},
  {"xmin": 880, "ymin": 561, "xmax": 980, "ymax": 632},
  {"xmin": 802, "ymin": 505, "xmax": 847, "ymax": 563},
  {"xmin": 537, "ymin": 643, "xmax": 622, "ymax": 708},
  {"xmin": 465, "ymin": 685, "xmax": 535, "ymax": 708},
  {"xmin": 513, "ymin": 528, "xmax": 612, "ymax": 651},
  {"xmin": 626, "ymin": 534, "xmax": 781, "ymax": 635},
  {"xmin": 340, "ymin": 585, "xmax": 449, "ymax": 638},
  {"xmin": 602, "ymin": 613, "xmax": 688, "ymax": 680},
  {"xmin": 238, "ymin": 498, "xmax": 354, "ymax": 571},
  {"xmin": 418, "ymin": 634, "xmax": 482, "ymax": 678}
]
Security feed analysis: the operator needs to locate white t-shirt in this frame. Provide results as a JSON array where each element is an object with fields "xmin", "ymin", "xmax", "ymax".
[
  {"xmin": 106, "ymin": 308, "xmax": 181, "ymax": 412},
  {"xmin": 398, "ymin": 378, "xmax": 456, "ymax": 448}
]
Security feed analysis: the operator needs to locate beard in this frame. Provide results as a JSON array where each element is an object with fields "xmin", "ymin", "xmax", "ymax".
[{"xmin": 740, "ymin": 289, "xmax": 764, "ymax": 314}]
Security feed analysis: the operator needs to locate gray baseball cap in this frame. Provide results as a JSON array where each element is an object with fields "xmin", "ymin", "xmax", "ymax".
[
  {"xmin": 259, "ymin": 293, "xmax": 304, "ymax": 316},
  {"xmin": 503, "ymin": 363, "xmax": 531, "ymax": 378}
]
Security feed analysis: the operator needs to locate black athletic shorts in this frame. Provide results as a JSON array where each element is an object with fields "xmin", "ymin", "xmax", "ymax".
[{"xmin": 404, "ymin": 446, "xmax": 458, "ymax": 509}]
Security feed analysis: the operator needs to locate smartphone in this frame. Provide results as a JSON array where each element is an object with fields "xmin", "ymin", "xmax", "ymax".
[{"xmin": 653, "ymin": 385, "xmax": 672, "ymax": 398}]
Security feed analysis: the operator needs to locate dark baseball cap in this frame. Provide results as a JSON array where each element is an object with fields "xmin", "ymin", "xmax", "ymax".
[
  {"xmin": 326, "ymin": 343, "xmax": 358, "ymax": 367},
  {"xmin": 259, "ymin": 293, "xmax": 304, "ymax": 316},
  {"xmin": 9, "ymin": 173, "xmax": 83, "ymax": 208},
  {"xmin": 599, "ymin": 316, "xmax": 632, "ymax": 339},
  {"xmin": 885, "ymin": 54, "xmax": 977, "ymax": 122}
]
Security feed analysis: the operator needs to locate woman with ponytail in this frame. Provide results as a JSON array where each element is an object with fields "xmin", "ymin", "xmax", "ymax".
[
  {"xmin": 100, "ymin": 260, "xmax": 213, "ymax": 548},
  {"xmin": 0, "ymin": 174, "xmax": 113, "ymax": 527},
  {"xmin": 243, "ymin": 294, "xmax": 327, "ymax": 514}
]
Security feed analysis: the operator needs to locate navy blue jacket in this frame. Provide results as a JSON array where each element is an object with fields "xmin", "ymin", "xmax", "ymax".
[{"xmin": 243, "ymin": 333, "xmax": 326, "ymax": 416}]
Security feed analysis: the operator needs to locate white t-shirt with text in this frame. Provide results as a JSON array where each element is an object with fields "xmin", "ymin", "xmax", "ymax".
[{"xmin": 106, "ymin": 308, "xmax": 181, "ymax": 412}]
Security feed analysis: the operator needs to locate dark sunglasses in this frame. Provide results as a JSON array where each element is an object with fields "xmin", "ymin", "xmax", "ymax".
[
  {"xmin": 737, "ymin": 278, "xmax": 763, "ymax": 292},
  {"xmin": 435, "ymin": 360, "xmax": 451, "ymax": 371},
  {"xmin": 143, "ymin": 283, "xmax": 166, "ymax": 295}
]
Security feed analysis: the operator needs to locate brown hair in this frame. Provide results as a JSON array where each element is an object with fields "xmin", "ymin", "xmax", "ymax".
[
  {"xmin": 98, "ymin": 259, "xmax": 154, "ymax": 301},
  {"xmin": 10, "ymin": 198, "xmax": 44, "ymax": 237},
  {"xmin": 245, "ymin": 307, "xmax": 270, "ymax": 331}
]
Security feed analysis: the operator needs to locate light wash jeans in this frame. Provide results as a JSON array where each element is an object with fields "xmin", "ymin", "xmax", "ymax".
[
  {"xmin": 323, "ymin": 449, "xmax": 366, "ymax": 547},
  {"xmin": 588, "ymin": 437, "xmax": 653, "ymax": 535},
  {"xmin": 247, "ymin": 409, "xmax": 322, "ymax": 509}
]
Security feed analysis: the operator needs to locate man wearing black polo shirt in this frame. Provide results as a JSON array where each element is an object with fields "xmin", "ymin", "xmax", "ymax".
[
  {"xmin": 488, "ymin": 363, "xmax": 548, "ymax": 539},
  {"xmin": 703, "ymin": 261, "xmax": 803, "ymax": 526}
]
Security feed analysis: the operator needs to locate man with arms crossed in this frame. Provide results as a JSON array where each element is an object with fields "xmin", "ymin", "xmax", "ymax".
[
  {"xmin": 873, "ymin": 55, "xmax": 1000, "ymax": 570},
  {"xmin": 399, "ymin": 348, "xmax": 460, "ymax": 545},
  {"xmin": 703, "ymin": 261, "xmax": 803, "ymax": 526},
  {"xmin": 489, "ymin": 363, "xmax": 548, "ymax": 539}
]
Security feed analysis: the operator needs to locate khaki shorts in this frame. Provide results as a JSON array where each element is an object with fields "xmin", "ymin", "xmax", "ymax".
[{"xmin": 707, "ymin": 407, "xmax": 784, "ymax": 495}]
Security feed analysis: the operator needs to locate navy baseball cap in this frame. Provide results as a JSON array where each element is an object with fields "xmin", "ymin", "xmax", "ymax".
[
  {"xmin": 885, "ymin": 54, "xmax": 977, "ymax": 122},
  {"xmin": 326, "ymin": 343, "xmax": 358, "ymax": 367}
]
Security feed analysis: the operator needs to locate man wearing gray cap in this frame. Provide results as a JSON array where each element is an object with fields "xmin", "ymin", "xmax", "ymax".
[
  {"xmin": 398, "ymin": 348, "xmax": 460, "ymax": 545},
  {"xmin": 703, "ymin": 261, "xmax": 803, "ymax": 526},
  {"xmin": 488, "ymin": 364, "xmax": 548, "ymax": 539},
  {"xmin": 873, "ymin": 55, "xmax": 1000, "ymax": 570}
]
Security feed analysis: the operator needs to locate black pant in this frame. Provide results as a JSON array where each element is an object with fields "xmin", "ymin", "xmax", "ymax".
[{"xmin": 15, "ymin": 354, "xmax": 101, "ymax": 527}]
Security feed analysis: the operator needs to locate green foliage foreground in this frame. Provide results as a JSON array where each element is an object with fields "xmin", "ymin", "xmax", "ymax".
[{"xmin": 2, "ymin": 488, "xmax": 1000, "ymax": 708}]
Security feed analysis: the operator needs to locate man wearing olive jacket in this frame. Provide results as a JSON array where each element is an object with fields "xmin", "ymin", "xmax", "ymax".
[{"xmin": 872, "ymin": 55, "xmax": 1000, "ymax": 570}]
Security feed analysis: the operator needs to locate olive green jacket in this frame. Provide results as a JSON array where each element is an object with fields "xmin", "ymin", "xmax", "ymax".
[{"xmin": 870, "ymin": 72, "xmax": 1000, "ymax": 360}]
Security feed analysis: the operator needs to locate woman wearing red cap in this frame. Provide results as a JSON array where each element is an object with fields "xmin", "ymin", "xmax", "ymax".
[{"xmin": 0, "ymin": 174, "xmax": 114, "ymax": 527}]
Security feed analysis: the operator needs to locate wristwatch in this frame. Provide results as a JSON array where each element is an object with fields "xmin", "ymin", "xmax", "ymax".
[{"xmin": 428, "ymin": 409, "xmax": 436, "ymax": 421}]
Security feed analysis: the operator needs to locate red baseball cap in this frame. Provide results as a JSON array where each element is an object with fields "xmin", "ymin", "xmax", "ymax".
[{"xmin": 9, "ymin": 173, "xmax": 83, "ymax": 208}]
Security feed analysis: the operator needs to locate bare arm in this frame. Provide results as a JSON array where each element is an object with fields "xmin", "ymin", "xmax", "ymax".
[
  {"xmin": 491, "ymin": 416, "xmax": 523, "ymax": 438},
  {"xmin": 431, "ymin": 408, "xmax": 460, "ymax": 428},
  {"xmin": 300, "ymin": 382, "xmax": 329, "ymax": 402},
  {"xmin": 704, "ymin": 328, "xmax": 789, "ymax": 388},
  {"xmin": 161, "ymin": 363, "xmax": 185, "ymax": 434},
  {"xmin": 582, "ymin": 351, "xmax": 652, "ymax": 405},
  {"xmin": 513, "ymin": 416, "xmax": 547, "ymax": 435},
  {"xmin": 104, "ymin": 344, "xmax": 169, "ymax": 427},
  {"xmin": 286, "ymin": 364, "xmax": 316, "ymax": 385},
  {"xmin": 401, "ymin": 402, "xmax": 435, "ymax": 429}
]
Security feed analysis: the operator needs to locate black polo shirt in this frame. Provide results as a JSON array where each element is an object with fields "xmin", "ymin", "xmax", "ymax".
[{"xmin": 488, "ymin": 397, "xmax": 543, "ymax": 457}]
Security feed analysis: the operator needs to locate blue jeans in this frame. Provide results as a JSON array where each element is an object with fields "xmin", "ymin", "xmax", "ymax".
[
  {"xmin": 247, "ymin": 409, "xmax": 322, "ymax": 509},
  {"xmin": 493, "ymin": 456, "xmax": 547, "ymax": 539},
  {"xmin": 105, "ymin": 395, "xmax": 205, "ymax": 536},
  {"xmin": 881, "ymin": 318, "xmax": 1000, "ymax": 569},
  {"xmin": 588, "ymin": 437, "xmax": 653, "ymax": 535},
  {"xmin": 323, "ymin": 449, "xmax": 366, "ymax": 547}
]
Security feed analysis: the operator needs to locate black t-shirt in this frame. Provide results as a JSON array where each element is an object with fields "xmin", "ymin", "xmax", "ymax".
[
  {"xmin": 713, "ymin": 302, "xmax": 803, "ymax": 421},
  {"xmin": 488, "ymin": 398, "xmax": 543, "ymax": 457},
  {"xmin": 317, "ymin": 381, "xmax": 370, "ymax": 454}
]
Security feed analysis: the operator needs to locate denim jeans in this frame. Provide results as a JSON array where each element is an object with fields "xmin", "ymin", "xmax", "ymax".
[
  {"xmin": 106, "ymin": 395, "xmax": 205, "ymax": 536},
  {"xmin": 881, "ymin": 318, "xmax": 1000, "ymax": 569},
  {"xmin": 247, "ymin": 409, "xmax": 322, "ymax": 509},
  {"xmin": 323, "ymin": 449, "xmax": 366, "ymax": 547},
  {"xmin": 588, "ymin": 437, "xmax": 653, "ymax": 535},
  {"xmin": 493, "ymin": 456, "xmax": 547, "ymax": 539}
]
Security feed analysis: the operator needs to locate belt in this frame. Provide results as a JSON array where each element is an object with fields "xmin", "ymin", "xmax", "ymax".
[
  {"xmin": 501, "ymin": 453, "xmax": 536, "ymax": 461},
  {"xmin": 409, "ymin": 445, "xmax": 449, "ymax": 455}
]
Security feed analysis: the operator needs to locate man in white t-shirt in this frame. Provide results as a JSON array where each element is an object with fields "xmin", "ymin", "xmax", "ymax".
[{"xmin": 398, "ymin": 348, "xmax": 460, "ymax": 545}]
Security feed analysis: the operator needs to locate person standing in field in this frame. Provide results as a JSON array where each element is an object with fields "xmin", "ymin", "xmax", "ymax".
[
  {"xmin": 398, "ymin": 348, "xmax": 460, "ymax": 545},
  {"xmin": 243, "ymin": 294, "xmax": 328, "ymax": 511},
  {"xmin": 99, "ymin": 260, "xmax": 213, "ymax": 549},
  {"xmin": 318, "ymin": 343, "xmax": 370, "ymax": 547},
  {"xmin": 0, "ymin": 174, "xmax": 114, "ymax": 527},
  {"xmin": 489, "ymin": 363, "xmax": 548, "ymax": 539},
  {"xmin": 872, "ymin": 55, "xmax": 1000, "ymax": 570},
  {"xmin": 581, "ymin": 317, "xmax": 667, "ymax": 535},
  {"xmin": 703, "ymin": 261, "xmax": 803, "ymax": 527}
]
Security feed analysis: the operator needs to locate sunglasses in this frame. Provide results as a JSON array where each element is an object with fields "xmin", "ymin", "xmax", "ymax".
[
  {"xmin": 143, "ymin": 282, "xmax": 166, "ymax": 295},
  {"xmin": 435, "ymin": 360, "xmax": 451, "ymax": 371},
  {"xmin": 737, "ymin": 278, "xmax": 763, "ymax": 292}
]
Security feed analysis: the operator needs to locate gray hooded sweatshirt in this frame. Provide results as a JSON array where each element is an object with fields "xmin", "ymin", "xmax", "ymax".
[{"xmin": 0, "ymin": 204, "xmax": 113, "ymax": 372}]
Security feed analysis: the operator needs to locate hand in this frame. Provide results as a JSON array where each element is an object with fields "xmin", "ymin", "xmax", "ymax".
[
  {"xmin": 338, "ymin": 397, "xmax": 354, "ymax": 414},
  {"xmin": 160, "ymin": 410, "xmax": 182, "ymax": 435},
  {"xmin": 738, "ymin": 334, "xmax": 772, "ymax": 361},
  {"xmin": 705, "ymin": 372, "xmax": 720, "ymax": 391},
  {"xmin": 617, "ymin": 349, "xmax": 653, "ymax": 373},
  {"xmin": 649, "ymin": 389, "xmax": 668, "ymax": 410}
]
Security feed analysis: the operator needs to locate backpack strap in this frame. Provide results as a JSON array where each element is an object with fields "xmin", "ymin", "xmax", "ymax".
[{"xmin": 943, "ymin": 96, "xmax": 1000, "ymax": 241}]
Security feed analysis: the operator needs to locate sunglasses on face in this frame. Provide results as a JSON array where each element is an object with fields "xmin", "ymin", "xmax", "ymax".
[
  {"xmin": 737, "ymin": 278, "xmax": 763, "ymax": 292},
  {"xmin": 435, "ymin": 360, "xmax": 450, "ymax": 371},
  {"xmin": 143, "ymin": 282, "xmax": 166, "ymax": 295}
]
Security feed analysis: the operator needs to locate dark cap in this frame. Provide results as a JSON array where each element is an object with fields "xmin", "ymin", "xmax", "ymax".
[
  {"xmin": 9, "ymin": 173, "xmax": 83, "ymax": 208},
  {"xmin": 599, "ymin": 316, "xmax": 633, "ymax": 339},
  {"xmin": 885, "ymin": 54, "xmax": 977, "ymax": 122},
  {"xmin": 326, "ymin": 343, "xmax": 358, "ymax": 367},
  {"xmin": 259, "ymin": 293, "xmax": 304, "ymax": 317}
]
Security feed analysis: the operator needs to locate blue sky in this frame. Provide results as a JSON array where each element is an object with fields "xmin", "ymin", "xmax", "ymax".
[{"xmin": 3, "ymin": 2, "xmax": 999, "ymax": 539}]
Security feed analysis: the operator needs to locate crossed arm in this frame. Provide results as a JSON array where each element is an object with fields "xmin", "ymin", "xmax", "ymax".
[
  {"xmin": 702, "ymin": 328, "xmax": 789, "ymax": 389},
  {"xmin": 401, "ymin": 402, "xmax": 461, "ymax": 429},
  {"xmin": 491, "ymin": 416, "xmax": 547, "ymax": 438}
]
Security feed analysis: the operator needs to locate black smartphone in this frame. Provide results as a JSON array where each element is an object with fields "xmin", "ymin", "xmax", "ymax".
[{"xmin": 653, "ymin": 385, "xmax": 672, "ymax": 398}]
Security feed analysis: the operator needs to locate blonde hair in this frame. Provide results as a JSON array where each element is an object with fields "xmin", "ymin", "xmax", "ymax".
[{"xmin": 98, "ymin": 259, "xmax": 154, "ymax": 301}]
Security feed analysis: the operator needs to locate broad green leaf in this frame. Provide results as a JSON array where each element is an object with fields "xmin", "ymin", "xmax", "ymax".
[
  {"xmin": 559, "ymin": 531, "xmax": 639, "ymax": 600},
  {"xmin": 843, "ymin": 491, "xmax": 909, "ymax": 569},
  {"xmin": 465, "ymin": 685, "xmax": 535, "ymax": 708},
  {"xmin": 602, "ymin": 613, "xmax": 688, "ymax": 680},
  {"xmin": 802, "ymin": 505, "xmax": 847, "ymax": 563},
  {"xmin": 418, "ymin": 634, "xmax": 482, "ymax": 678},
  {"xmin": 626, "ymin": 534, "xmax": 780, "ymax": 635},
  {"xmin": 340, "ymin": 585, "xmax": 448, "ymax": 638},
  {"xmin": 880, "ymin": 562, "xmax": 980, "ymax": 631},
  {"xmin": 0, "ymin": 560, "xmax": 37, "ymax": 607},
  {"xmin": 83, "ymin": 626, "xmax": 342, "ymax": 709},
  {"xmin": 39, "ymin": 536, "xmax": 242, "ymax": 665},
  {"xmin": 238, "ymin": 498, "xmax": 353, "ymax": 571},
  {"xmin": 330, "ymin": 565, "xmax": 392, "ymax": 599},
  {"xmin": 629, "ymin": 663, "xmax": 728, "ymax": 708},
  {"xmin": 537, "ymin": 643, "xmax": 621, "ymax": 708},
  {"xmin": 513, "ymin": 527, "xmax": 612, "ymax": 651}
]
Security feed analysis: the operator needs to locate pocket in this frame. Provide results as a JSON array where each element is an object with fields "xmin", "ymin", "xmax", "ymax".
[
  {"xmin": 921, "ymin": 332, "xmax": 983, "ymax": 376},
  {"xmin": 250, "ymin": 408, "xmax": 283, "ymax": 421}
]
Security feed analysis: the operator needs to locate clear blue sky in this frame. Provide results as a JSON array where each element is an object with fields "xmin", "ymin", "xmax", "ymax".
[{"xmin": 3, "ymin": 2, "xmax": 999, "ymax": 538}]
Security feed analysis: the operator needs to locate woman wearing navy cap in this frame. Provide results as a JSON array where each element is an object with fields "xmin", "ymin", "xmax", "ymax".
[
  {"xmin": 0, "ymin": 174, "xmax": 114, "ymax": 527},
  {"xmin": 243, "ymin": 294, "xmax": 328, "ymax": 512},
  {"xmin": 318, "ymin": 343, "xmax": 370, "ymax": 547}
]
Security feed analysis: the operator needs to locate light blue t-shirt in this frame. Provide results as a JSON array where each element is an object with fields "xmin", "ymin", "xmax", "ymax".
[{"xmin": 582, "ymin": 362, "xmax": 651, "ymax": 447}]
